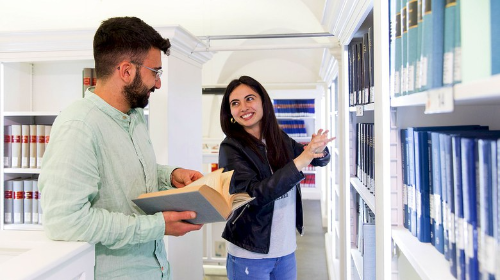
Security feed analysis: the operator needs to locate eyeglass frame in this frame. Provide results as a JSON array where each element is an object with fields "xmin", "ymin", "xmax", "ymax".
[{"xmin": 134, "ymin": 63, "xmax": 163, "ymax": 81}]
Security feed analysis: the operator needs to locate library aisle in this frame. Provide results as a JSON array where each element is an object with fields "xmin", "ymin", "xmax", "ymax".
[{"xmin": 296, "ymin": 199, "xmax": 329, "ymax": 280}]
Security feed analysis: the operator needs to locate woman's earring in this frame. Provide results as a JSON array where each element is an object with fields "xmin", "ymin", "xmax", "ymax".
[{"xmin": 230, "ymin": 118, "xmax": 236, "ymax": 124}]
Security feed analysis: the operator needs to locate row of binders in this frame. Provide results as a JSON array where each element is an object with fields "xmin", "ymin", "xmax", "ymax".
[
  {"xmin": 278, "ymin": 120, "xmax": 308, "ymax": 138},
  {"xmin": 391, "ymin": 0, "xmax": 500, "ymax": 97},
  {"xmin": 273, "ymin": 99, "xmax": 315, "ymax": 117},
  {"xmin": 400, "ymin": 125, "xmax": 500, "ymax": 280},
  {"xmin": 355, "ymin": 123, "xmax": 375, "ymax": 194},
  {"xmin": 4, "ymin": 178, "xmax": 42, "ymax": 225},
  {"xmin": 4, "ymin": 124, "xmax": 52, "ymax": 169},
  {"xmin": 351, "ymin": 192, "xmax": 376, "ymax": 280},
  {"xmin": 349, "ymin": 27, "xmax": 375, "ymax": 107}
]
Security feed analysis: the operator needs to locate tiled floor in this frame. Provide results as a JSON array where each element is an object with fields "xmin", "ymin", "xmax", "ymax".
[{"xmin": 204, "ymin": 199, "xmax": 329, "ymax": 280}]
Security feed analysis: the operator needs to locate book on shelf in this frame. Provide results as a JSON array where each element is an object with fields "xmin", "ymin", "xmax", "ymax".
[
  {"xmin": 4, "ymin": 126, "xmax": 12, "ymax": 168},
  {"xmin": 36, "ymin": 125, "xmax": 45, "ymax": 169},
  {"xmin": 492, "ymin": 0, "xmax": 500, "ymax": 75},
  {"xmin": 421, "ymin": 0, "xmax": 445, "ymax": 91},
  {"xmin": 32, "ymin": 180, "xmax": 39, "ymax": 224},
  {"xmin": 23, "ymin": 180, "xmax": 33, "ymax": 224},
  {"xmin": 443, "ymin": 0, "xmax": 457, "ymax": 86},
  {"xmin": 12, "ymin": 179, "xmax": 23, "ymax": 224},
  {"xmin": 407, "ymin": 0, "xmax": 419, "ymax": 94},
  {"xmin": 394, "ymin": 0, "xmax": 402, "ymax": 97},
  {"xmin": 429, "ymin": 131, "xmax": 444, "ymax": 254},
  {"xmin": 402, "ymin": 0, "xmax": 408, "ymax": 95},
  {"xmin": 82, "ymin": 68, "xmax": 94, "ymax": 97},
  {"xmin": 133, "ymin": 168, "xmax": 254, "ymax": 224},
  {"xmin": 451, "ymin": 134, "xmax": 466, "ymax": 280},
  {"xmin": 21, "ymin": 125, "xmax": 29, "ymax": 168},
  {"xmin": 29, "ymin": 125, "xmax": 37, "ymax": 168},
  {"xmin": 4, "ymin": 180, "xmax": 13, "ymax": 224},
  {"xmin": 11, "ymin": 125, "xmax": 22, "ymax": 168}
]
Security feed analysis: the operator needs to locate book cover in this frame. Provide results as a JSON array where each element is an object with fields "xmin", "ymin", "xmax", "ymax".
[
  {"xmin": 451, "ymin": 135, "xmax": 466, "ymax": 280},
  {"xmin": 460, "ymin": 0, "xmax": 491, "ymax": 83},
  {"xmin": 400, "ymin": 129, "xmax": 409, "ymax": 229},
  {"xmin": 395, "ymin": 0, "xmax": 402, "ymax": 97},
  {"xmin": 443, "ymin": 0, "xmax": 457, "ymax": 86},
  {"xmin": 4, "ymin": 180, "xmax": 13, "ymax": 224},
  {"xmin": 23, "ymin": 180, "xmax": 33, "ymax": 224},
  {"xmin": 492, "ymin": 0, "xmax": 500, "ymax": 75},
  {"xmin": 32, "ymin": 180, "xmax": 39, "ymax": 224},
  {"xmin": 421, "ymin": 0, "xmax": 445, "ymax": 90},
  {"xmin": 29, "ymin": 125, "xmax": 37, "ymax": 168},
  {"xmin": 4, "ymin": 126, "xmax": 12, "ymax": 168},
  {"xmin": 11, "ymin": 125, "xmax": 22, "ymax": 168},
  {"xmin": 133, "ymin": 169, "xmax": 254, "ymax": 224},
  {"xmin": 21, "ymin": 125, "xmax": 29, "ymax": 168},
  {"xmin": 414, "ymin": 130, "xmax": 431, "ymax": 242},
  {"xmin": 36, "ymin": 125, "xmax": 45, "ymax": 169},
  {"xmin": 402, "ymin": 0, "xmax": 409, "ymax": 95},
  {"xmin": 429, "ymin": 131, "xmax": 444, "ymax": 254},
  {"xmin": 12, "ymin": 179, "xmax": 23, "ymax": 224}
]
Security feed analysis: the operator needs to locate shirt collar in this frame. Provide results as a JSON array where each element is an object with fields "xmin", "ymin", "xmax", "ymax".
[{"xmin": 85, "ymin": 88, "xmax": 139, "ymax": 129}]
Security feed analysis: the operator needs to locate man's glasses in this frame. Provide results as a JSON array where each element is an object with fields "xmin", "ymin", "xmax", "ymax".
[{"xmin": 136, "ymin": 64, "xmax": 163, "ymax": 81}]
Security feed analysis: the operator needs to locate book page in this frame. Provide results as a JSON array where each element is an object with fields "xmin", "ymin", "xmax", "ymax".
[{"xmin": 187, "ymin": 168, "xmax": 223, "ymax": 190}]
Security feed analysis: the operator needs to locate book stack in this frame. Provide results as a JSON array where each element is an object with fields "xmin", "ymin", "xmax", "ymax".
[
  {"xmin": 391, "ymin": 0, "xmax": 500, "ymax": 97},
  {"xmin": 277, "ymin": 120, "xmax": 307, "ymax": 137},
  {"xmin": 4, "ymin": 178, "xmax": 42, "ymax": 225},
  {"xmin": 400, "ymin": 125, "xmax": 500, "ymax": 279},
  {"xmin": 273, "ymin": 99, "xmax": 315, "ymax": 117},
  {"xmin": 4, "ymin": 125, "xmax": 52, "ymax": 169},
  {"xmin": 348, "ymin": 27, "xmax": 375, "ymax": 106},
  {"xmin": 355, "ymin": 123, "xmax": 375, "ymax": 194},
  {"xmin": 353, "ymin": 194, "xmax": 376, "ymax": 280}
]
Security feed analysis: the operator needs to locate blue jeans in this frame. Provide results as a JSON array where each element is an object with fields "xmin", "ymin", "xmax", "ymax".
[{"xmin": 226, "ymin": 252, "xmax": 297, "ymax": 280}]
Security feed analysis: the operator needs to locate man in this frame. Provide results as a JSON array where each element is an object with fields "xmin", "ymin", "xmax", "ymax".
[{"xmin": 39, "ymin": 17, "xmax": 203, "ymax": 279}]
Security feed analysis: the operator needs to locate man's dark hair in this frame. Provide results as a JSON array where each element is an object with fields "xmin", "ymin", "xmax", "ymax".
[
  {"xmin": 220, "ymin": 76, "xmax": 291, "ymax": 171},
  {"xmin": 93, "ymin": 17, "xmax": 171, "ymax": 80}
]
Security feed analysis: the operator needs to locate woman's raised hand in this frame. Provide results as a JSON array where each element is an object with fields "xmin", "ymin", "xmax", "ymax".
[{"xmin": 293, "ymin": 129, "xmax": 336, "ymax": 170}]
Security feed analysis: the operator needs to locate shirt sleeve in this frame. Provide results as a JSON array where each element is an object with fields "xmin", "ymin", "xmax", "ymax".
[
  {"xmin": 39, "ymin": 119, "xmax": 165, "ymax": 249},
  {"xmin": 157, "ymin": 164, "xmax": 179, "ymax": 191}
]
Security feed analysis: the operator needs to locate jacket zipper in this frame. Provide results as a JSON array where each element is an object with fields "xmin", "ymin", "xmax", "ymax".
[{"xmin": 231, "ymin": 204, "xmax": 250, "ymax": 225}]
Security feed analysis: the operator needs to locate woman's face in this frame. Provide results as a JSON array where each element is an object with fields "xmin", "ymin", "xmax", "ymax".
[{"xmin": 229, "ymin": 84, "xmax": 264, "ymax": 138}]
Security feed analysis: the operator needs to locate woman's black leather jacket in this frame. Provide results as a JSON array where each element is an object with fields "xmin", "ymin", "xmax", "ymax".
[{"xmin": 218, "ymin": 132, "xmax": 331, "ymax": 254}]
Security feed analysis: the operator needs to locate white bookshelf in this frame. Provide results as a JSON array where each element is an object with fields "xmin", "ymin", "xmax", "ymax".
[{"xmin": 325, "ymin": 0, "xmax": 500, "ymax": 279}]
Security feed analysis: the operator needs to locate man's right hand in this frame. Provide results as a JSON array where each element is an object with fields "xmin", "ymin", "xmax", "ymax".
[{"xmin": 162, "ymin": 211, "xmax": 203, "ymax": 236}]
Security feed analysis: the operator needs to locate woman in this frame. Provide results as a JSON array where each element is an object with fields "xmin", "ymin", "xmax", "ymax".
[{"xmin": 218, "ymin": 76, "xmax": 335, "ymax": 280}]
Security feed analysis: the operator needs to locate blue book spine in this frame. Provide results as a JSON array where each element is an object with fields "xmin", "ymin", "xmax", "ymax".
[
  {"xmin": 431, "ymin": 132, "xmax": 444, "ymax": 254},
  {"xmin": 452, "ymin": 135, "xmax": 466, "ymax": 280},
  {"xmin": 407, "ymin": 0, "xmax": 419, "ymax": 94},
  {"xmin": 453, "ymin": 0, "xmax": 461, "ymax": 84},
  {"xmin": 444, "ymin": 133, "xmax": 458, "ymax": 277},
  {"xmin": 395, "ymin": 0, "xmax": 403, "ymax": 96},
  {"xmin": 440, "ymin": 133, "xmax": 450, "ymax": 261},
  {"xmin": 422, "ymin": 0, "xmax": 445, "ymax": 90},
  {"xmin": 401, "ymin": 129, "xmax": 409, "ymax": 229},
  {"xmin": 416, "ymin": 0, "xmax": 423, "ymax": 92},
  {"xmin": 414, "ymin": 131, "xmax": 431, "ymax": 242},
  {"xmin": 477, "ymin": 139, "xmax": 496, "ymax": 280},
  {"xmin": 461, "ymin": 137, "xmax": 480, "ymax": 280},
  {"xmin": 491, "ymin": 0, "xmax": 500, "ymax": 75},
  {"xmin": 402, "ymin": 0, "xmax": 409, "ymax": 95},
  {"xmin": 443, "ymin": 0, "xmax": 457, "ymax": 86},
  {"xmin": 407, "ymin": 127, "xmax": 417, "ymax": 236}
]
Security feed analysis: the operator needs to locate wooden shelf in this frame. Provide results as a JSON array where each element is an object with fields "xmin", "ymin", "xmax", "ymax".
[{"xmin": 392, "ymin": 226, "xmax": 455, "ymax": 280}]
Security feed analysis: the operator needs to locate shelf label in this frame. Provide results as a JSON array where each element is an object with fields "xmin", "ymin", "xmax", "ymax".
[
  {"xmin": 356, "ymin": 105, "xmax": 364, "ymax": 116},
  {"xmin": 425, "ymin": 87, "xmax": 454, "ymax": 114}
]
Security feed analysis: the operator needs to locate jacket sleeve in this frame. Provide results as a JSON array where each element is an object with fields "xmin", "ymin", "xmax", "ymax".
[
  {"xmin": 289, "ymin": 134, "xmax": 331, "ymax": 167},
  {"xmin": 219, "ymin": 141, "xmax": 304, "ymax": 206}
]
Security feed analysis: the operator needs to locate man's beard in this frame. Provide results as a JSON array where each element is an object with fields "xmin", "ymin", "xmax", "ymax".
[{"xmin": 123, "ymin": 71, "xmax": 154, "ymax": 109}]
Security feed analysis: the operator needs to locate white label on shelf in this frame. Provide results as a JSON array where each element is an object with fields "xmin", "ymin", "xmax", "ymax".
[
  {"xmin": 425, "ymin": 87, "xmax": 454, "ymax": 114},
  {"xmin": 356, "ymin": 105, "xmax": 364, "ymax": 116}
]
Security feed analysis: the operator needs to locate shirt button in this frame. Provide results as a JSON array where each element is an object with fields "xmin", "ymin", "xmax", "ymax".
[{"xmin": 123, "ymin": 116, "xmax": 127, "ymax": 120}]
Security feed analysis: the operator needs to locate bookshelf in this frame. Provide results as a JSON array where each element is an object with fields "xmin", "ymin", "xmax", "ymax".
[
  {"xmin": 326, "ymin": 0, "xmax": 500, "ymax": 280},
  {"xmin": 0, "ymin": 26, "xmax": 211, "ymax": 280}
]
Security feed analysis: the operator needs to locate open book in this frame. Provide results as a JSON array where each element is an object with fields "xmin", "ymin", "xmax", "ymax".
[{"xmin": 133, "ymin": 168, "xmax": 254, "ymax": 224}]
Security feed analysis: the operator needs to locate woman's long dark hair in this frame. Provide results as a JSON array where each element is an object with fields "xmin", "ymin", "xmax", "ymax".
[{"xmin": 220, "ymin": 76, "xmax": 291, "ymax": 171}]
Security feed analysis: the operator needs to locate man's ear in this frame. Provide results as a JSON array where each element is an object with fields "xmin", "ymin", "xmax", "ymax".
[{"xmin": 116, "ymin": 61, "xmax": 135, "ymax": 83}]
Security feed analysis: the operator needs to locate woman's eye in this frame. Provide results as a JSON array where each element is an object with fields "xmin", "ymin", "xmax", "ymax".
[
  {"xmin": 230, "ymin": 102, "xmax": 239, "ymax": 107},
  {"xmin": 246, "ymin": 97, "xmax": 254, "ymax": 102}
]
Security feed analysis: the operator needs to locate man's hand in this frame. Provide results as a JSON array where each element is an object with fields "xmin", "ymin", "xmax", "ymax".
[
  {"xmin": 162, "ymin": 211, "xmax": 203, "ymax": 236},
  {"xmin": 171, "ymin": 168, "xmax": 203, "ymax": 188}
]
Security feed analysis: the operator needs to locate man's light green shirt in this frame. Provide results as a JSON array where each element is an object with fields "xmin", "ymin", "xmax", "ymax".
[{"xmin": 39, "ymin": 90, "xmax": 177, "ymax": 279}]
